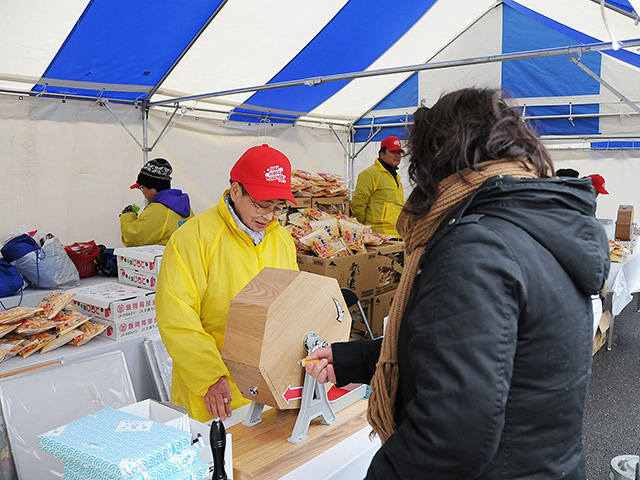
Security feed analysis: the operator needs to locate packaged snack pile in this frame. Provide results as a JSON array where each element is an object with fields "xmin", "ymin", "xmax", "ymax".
[
  {"xmin": 290, "ymin": 170, "xmax": 350, "ymax": 197},
  {"xmin": 285, "ymin": 205, "xmax": 392, "ymax": 258},
  {"xmin": 610, "ymin": 239, "xmax": 631, "ymax": 263},
  {"xmin": 0, "ymin": 291, "xmax": 107, "ymax": 362}
]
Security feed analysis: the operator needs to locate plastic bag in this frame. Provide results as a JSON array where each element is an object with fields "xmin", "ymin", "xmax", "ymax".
[
  {"xmin": 64, "ymin": 241, "xmax": 99, "ymax": 278},
  {"xmin": 10, "ymin": 235, "xmax": 79, "ymax": 288}
]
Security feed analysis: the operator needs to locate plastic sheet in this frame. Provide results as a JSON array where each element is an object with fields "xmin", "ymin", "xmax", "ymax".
[
  {"xmin": 143, "ymin": 333, "xmax": 172, "ymax": 402},
  {"xmin": 0, "ymin": 351, "xmax": 136, "ymax": 479}
]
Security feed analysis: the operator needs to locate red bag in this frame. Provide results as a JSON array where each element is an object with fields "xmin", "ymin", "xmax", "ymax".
[{"xmin": 64, "ymin": 241, "xmax": 99, "ymax": 278}]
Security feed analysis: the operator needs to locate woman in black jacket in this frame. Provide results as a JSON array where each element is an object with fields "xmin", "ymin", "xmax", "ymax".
[{"xmin": 305, "ymin": 87, "xmax": 610, "ymax": 479}]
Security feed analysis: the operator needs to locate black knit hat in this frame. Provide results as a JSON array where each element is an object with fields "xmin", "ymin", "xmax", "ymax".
[{"xmin": 130, "ymin": 158, "xmax": 172, "ymax": 191}]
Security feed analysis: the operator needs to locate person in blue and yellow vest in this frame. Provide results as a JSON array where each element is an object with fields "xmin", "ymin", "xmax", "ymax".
[
  {"xmin": 155, "ymin": 145, "xmax": 298, "ymax": 423},
  {"xmin": 120, "ymin": 158, "xmax": 194, "ymax": 246},
  {"xmin": 351, "ymin": 136, "xmax": 405, "ymax": 238}
]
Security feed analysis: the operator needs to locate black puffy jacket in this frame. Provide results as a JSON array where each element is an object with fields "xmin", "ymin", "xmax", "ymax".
[{"xmin": 333, "ymin": 176, "xmax": 610, "ymax": 479}]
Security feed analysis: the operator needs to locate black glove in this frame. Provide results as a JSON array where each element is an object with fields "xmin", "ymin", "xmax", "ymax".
[{"xmin": 121, "ymin": 205, "xmax": 135, "ymax": 215}]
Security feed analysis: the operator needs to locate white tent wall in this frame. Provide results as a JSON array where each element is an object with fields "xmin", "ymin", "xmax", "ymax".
[
  {"xmin": 0, "ymin": 94, "xmax": 349, "ymax": 248},
  {"xmin": 552, "ymin": 148, "xmax": 640, "ymax": 221},
  {"xmin": 0, "ymin": 94, "xmax": 142, "ymax": 247}
]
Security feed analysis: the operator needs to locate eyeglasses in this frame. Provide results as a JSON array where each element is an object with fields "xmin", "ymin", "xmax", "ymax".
[{"xmin": 247, "ymin": 196, "xmax": 287, "ymax": 216}]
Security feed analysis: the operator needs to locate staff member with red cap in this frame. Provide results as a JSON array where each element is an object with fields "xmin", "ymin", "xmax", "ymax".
[
  {"xmin": 351, "ymin": 136, "xmax": 405, "ymax": 238},
  {"xmin": 586, "ymin": 173, "xmax": 609, "ymax": 197},
  {"xmin": 120, "ymin": 158, "xmax": 194, "ymax": 246},
  {"xmin": 155, "ymin": 145, "xmax": 298, "ymax": 423}
]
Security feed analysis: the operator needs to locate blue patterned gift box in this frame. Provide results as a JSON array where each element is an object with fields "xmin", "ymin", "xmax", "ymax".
[
  {"xmin": 62, "ymin": 443, "xmax": 204, "ymax": 480},
  {"xmin": 62, "ymin": 455, "xmax": 210, "ymax": 480},
  {"xmin": 39, "ymin": 407, "xmax": 193, "ymax": 479}
]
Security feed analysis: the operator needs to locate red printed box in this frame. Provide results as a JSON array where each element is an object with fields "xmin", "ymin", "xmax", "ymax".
[
  {"xmin": 114, "ymin": 245, "xmax": 165, "ymax": 274},
  {"xmin": 71, "ymin": 282, "xmax": 155, "ymax": 321},
  {"xmin": 94, "ymin": 312, "xmax": 158, "ymax": 341},
  {"xmin": 118, "ymin": 266, "xmax": 159, "ymax": 291}
]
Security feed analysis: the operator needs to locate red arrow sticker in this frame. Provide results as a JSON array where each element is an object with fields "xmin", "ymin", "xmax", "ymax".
[{"xmin": 282, "ymin": 385, "xmax": 303, "ymax": 404}]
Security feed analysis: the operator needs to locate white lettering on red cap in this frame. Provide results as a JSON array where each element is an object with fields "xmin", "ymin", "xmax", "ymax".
[
  {"xmin": 264, "ymin": 165, "xmax": 287, "ymax": 183},
  {"xmin": 393, "ymin": 140, "xmax": 401, "ymax": 148}
]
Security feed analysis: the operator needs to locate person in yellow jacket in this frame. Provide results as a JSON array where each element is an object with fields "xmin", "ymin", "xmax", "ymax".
[
  {"xmin": 351, "ymin": 136, "xmax": 405, "ymax": 238},
  {"xmin": 155, "ymin": 145, "xmax": 298, "ymax": 423},
  {"xmin": 120, "ymin": 158, "xmax": 194, "ymax": 246}
]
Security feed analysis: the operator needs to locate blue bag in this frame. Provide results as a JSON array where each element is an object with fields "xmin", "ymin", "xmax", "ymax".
[
  {"xmin": 0, "ymin": 259, "xmax": 24, "ymax": 297},
  {"xmin": 1, "ymin": 234, "xmax": 39, "ymax": 263}
]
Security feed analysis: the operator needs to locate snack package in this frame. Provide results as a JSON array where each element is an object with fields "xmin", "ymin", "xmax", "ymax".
[
  {"xmin": 36, "ymin": 291, "xmax": 76, "ymax": 319},
  {"xmin": 0, "ymin": 322, "xmax": 21, "ymax": 338},
  {"xmin": 53, "ymin": 308, "xmax": 91, "ymax": 335},
  {"xmin": 610, "ymin": 239, "xmax": 631, "ymax": 263},
  {"xmin": 0, "ymin": 338, "xmax": 24, "ymax": 363},
  {"xmin": 342, "ymin": 228, "xmax": 367, "ymax": 254},
  {"xmin": 69, "ymin": 321, "xmax": 109, "ymax": 347},
  {"xmin": 298, "ymin": 228, "xmax": 334, "ymax": 249},
  {"xmin": 309, "ymin": 218, "xmax": 340, "ymax": 239},
  {"xmin": 15, "ymin": 316, "xmax": 58, "ymax": 335},
  {"xmin": 298, "ymin": 208, "xmax": 332, "ymax": 221},
  {"xmin": 40, "ymin": 329, "xmax": 83, "ymax": 354},
  {"xmin": 17, "ymin": 332, "xmax": 56, "ymax": 358},
  {"xmin": 312, "ymin": 237, "xmax": 352, "ymax": 258},
  {"xmin": 0, "ymin": 306, "xmax": 44, "ymax": 325}
]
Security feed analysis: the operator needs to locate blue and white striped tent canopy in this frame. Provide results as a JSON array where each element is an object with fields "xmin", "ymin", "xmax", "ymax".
[
  {"xmin": 2, "ymin": 0, "xmax": 640, "ymax": 144},
  {"xmin": 3, "ymin": 0, "xmax": 640, "ymax": 247}
]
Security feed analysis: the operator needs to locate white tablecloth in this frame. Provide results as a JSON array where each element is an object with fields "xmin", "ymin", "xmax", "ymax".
[{"xmin": 608, "ymin": 249, "xmax": 640, "ymax": 316}]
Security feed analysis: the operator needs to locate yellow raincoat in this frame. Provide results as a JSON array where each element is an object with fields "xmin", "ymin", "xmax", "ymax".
[
  {"xmin": 351, "ymin": 159, "xmax": 404, "ymax": 237},
  {"xmin": 120, "ymin": 203, "xmax": 194, "ymax": 246},
  {"xmin": 155, "ymin": 192, "xmax": 297, "ymax": 422}
]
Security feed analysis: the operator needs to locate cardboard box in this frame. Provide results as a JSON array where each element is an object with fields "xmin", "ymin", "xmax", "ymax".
[
  {"xmin": 114, "ymin": 245, "xmax": 165, "ymax": 274},
  {"xmin": 349, "ymin": 298, "xmax": 372, "ymax": 336},
  {"xmin": 119, "ymin": 399, "xmax": 189, "ymax": 432},
  {"xmin": 72, "ymin": 282, "xmax": 155, "ymax": 321},
  {"xmin": 95, "ymin": 311, "xmax": 158, "ymax": 341},
  {"xmin": 288, "ymin": 197, "xmax": 313, "ymax": 208},
  {"xmin": 370, "ymin": 241, "xmax": 405, "ymax": 295},
  {"xmin": 311, "ymin": 196, "xmax": 350, "ymax": 216},
  {"xmin": 296, "ymin": 250, "xmax": 379, "ymax": 299},
  {"xmin": 118, "ymin": 265, "xmax": 159, "ymax": 291},
  {"xmin": 370, "ymin": 289, "xmax": 396, "ymax": 337},
  {"xmin": 593, "ymin": 309, "xmax": 611, "ymax": 355},
  {"xmin": 615, "ymin": 205, "xmax": 634, "ymax": 241}
]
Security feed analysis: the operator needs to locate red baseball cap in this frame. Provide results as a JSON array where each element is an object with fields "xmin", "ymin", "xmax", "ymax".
[
  {"xmin": 587, "ymin": 174, "xmax": 609, "ymax": 195},
  {"xmin": 381, "ymin": 136, "xmax": 405, "ymax": 153},
  {"xmin": 230, "ymin": 144, "xmax": 296, "ymax": 204}
]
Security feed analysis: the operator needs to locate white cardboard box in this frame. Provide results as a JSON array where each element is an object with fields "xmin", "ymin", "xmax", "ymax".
[
  {"xmin": 114, "ymin": 245, "xmax": 164, "ymax": 274},
  {"xmin": 72, "ymin": 282, "xmax": 155, "ymax": 321},
  {"xmin": 95, "ymin": 311, "xmax": 158, "ymax": 341},
  {"xmin": 119, "ymin": 399, "xmax": 189, "ymax": 432},
  {"xmin": 118, "ymin": 265, "xmax": 159, "ymax": 291}
]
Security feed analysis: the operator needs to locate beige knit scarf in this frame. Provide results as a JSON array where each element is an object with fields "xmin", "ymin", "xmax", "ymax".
[{"xmin": 367, "ymin": 158, "xmax": 541, "ymax": 443}]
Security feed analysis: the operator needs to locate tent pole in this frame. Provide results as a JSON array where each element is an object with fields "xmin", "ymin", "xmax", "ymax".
[
  {"xmin": 148, "ymin": 38, "xmax": 640, "ymax": 107},
  {"xmin": 143, "ymin": 107, "xmax": 149, "ymax": 164},
  {"xmin": 569, "ymin": 56, "xmax": 640, "ymax": 115},
  {"xmin": 101, "ymin": 100, "xmax": 145, "ymax": 150}
]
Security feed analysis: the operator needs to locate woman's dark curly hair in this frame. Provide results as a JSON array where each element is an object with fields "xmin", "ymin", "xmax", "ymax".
[{"xmin": 405, "ymin": 87, "xmax": 553, "ymax": 217}]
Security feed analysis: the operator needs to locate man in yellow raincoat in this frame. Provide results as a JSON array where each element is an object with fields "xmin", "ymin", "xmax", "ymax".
[
  {"xmin": 351, "ymin": 136, "xmax": 405, "ymax": 238},
  {"xmin": 120, "ymin": 158, "xmax": 194, "ymax": 246},
  {"xmin": 156, "ymin": 145, "xmax": 298, "ymax": 422}
]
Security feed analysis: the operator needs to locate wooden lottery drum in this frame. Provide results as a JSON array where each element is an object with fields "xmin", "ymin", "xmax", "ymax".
[{"xmin": 222, "ymin": 267, "xmax": 351, "ymax": 410}]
